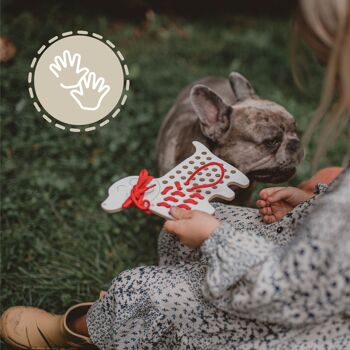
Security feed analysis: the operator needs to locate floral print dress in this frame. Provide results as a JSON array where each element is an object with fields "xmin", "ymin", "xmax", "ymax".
[{"xmin": 86, "ymin": 166, "xmax": 350, "ymax": 349}]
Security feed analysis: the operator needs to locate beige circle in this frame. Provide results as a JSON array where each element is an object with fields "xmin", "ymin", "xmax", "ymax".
[{"xmin": 34, "ymin": 35, "xmax": 124, "ymax": 126}]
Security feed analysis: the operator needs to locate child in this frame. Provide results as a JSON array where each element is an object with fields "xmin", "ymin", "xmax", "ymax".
[{"xmin": 1, "ymin": 165, "xmax": 349, "ymax": 349}]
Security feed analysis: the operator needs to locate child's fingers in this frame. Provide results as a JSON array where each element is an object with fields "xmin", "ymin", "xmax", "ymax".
[
  {"xmin": 256, "ymin": 199, "xmax": 264, "ymax": 208},
  {"xmin": 259, "ymin": 187, "xmax": 285, "ymax": 200},
  {"xmin": 164, "ymin": 220, "xmax": 177, "ymax": 233},
  {"xmin": 164, "ymin": 219, "xmax": 186, "ymax": 236},
  {"xmin": 259, "ymin": 207, "xmax": 272, "ymax": 215},
  {"xmin": 256, "ymin": 199, "xmax": 269, "ymax": 208},
  {"xmin": 263, "ymin": 215, "xmax": 270, "ymax": 223},
  {"xmin": 169, "ymin": 206, "xmax": 192, "ymax": 220},
  {"xmin": 267, "ymin": 187, "xmax": 294, "ymax": 203},
  {"xmin": 263, "ymin": 214, "xmax": 276, "ymax": 224}
]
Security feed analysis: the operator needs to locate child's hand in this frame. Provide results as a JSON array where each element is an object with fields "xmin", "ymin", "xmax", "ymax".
[
  {"xmin": 164, "ymin": 207, "xmax": 220, "ymax": 248},
  {"xmin": 257, "ymin": 187, "xmax": 313, "ymax": 224}
]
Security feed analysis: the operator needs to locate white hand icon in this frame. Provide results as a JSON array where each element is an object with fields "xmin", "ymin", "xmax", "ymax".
[
  {"xmin": 70, "ymin": 72, "xmax": 110, "ymax": 111},
  {"xmin": 49, "ymin": 50, "xmax": 89, "ymax": 89}
]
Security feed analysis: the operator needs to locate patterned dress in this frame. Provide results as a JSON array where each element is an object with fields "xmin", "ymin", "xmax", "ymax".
[{"xmin": 86, "ymin": 166, "xmax": 350, "ymax": 349}]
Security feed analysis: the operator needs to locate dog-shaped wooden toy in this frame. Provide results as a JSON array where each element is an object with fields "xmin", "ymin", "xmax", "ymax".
[{"xmin": 102, "ymin": 141, "xmax": 249, "ymax": 219}]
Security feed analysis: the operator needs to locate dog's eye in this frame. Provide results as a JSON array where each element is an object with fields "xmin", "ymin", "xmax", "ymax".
[{"xmin": 264, "ymin": 138, "xmax": 281, "ymax": 148}]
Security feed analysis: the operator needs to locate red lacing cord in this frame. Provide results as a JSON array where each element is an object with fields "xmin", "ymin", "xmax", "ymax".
[
  {"xmin": 122, "ymin": 162, "xmax": 225, "ymax": 214},
  {"xmin": 184, "ymin": 161, "xmax": 225, "ymax": 191},
  {"xmin": 122, "ymin": 169, "xmax": 155, "ymax": 214}
]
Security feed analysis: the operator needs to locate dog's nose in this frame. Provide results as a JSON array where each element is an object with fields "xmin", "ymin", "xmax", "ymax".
[{"xmin": 286, "ymin": 138, "xmax": 300, "ymax": 153}]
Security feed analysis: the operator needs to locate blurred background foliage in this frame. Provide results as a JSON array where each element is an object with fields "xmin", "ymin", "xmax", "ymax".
[{"xmin": 1, "ymin": 2, "xmax": 349, "ymax": 344}]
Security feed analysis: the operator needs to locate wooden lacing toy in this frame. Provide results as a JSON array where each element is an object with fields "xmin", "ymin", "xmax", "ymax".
[{"xmin": 102, "ymin": 141, "xmax": 249, "ymax": 219}]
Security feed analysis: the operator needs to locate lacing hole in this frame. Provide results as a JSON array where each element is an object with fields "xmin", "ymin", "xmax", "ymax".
[{"xmin": 277, "ymin": 226, "xmax": 283, "ymax": 233}]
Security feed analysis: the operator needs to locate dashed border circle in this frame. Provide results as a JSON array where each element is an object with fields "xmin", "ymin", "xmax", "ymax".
[{"xmin": 28, "ymin": 30, "xmax": 130, "ymax": 132}]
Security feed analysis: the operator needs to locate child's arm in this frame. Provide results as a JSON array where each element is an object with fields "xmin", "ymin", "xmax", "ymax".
[
  {"xmin": 167, "ymin": 169, "xmax": 350, "ymax": 327},
  {"xmin": 257, "ymin": 167, "xmax": 343, "ymax": 224},
  {"xmin": 257, "ymin": 187, "xmax": 313, "ymax": 224}
]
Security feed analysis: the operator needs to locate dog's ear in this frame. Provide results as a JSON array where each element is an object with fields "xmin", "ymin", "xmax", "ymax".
[
  {"xmin": 229, "ymin": 72, "xmax": 256, "ymax": 101},
  {"xmin": 190, "ymin": 84, "xmax": 231, "ymax": 141}
]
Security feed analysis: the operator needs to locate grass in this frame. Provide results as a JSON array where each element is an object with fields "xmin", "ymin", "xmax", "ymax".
[{"xmin": 1, "ymin": 10, "xmax": 349, "ymax": 348}]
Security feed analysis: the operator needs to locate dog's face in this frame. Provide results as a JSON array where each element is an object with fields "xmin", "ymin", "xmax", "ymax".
[{"xmin": 191, "ymin": 73, "xmax": 303, "ymax": 183}]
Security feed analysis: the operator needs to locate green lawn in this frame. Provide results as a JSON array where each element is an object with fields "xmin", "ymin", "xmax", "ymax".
[{"xmin": 1, "ymin": 11, "xmax": 348, "ymax": 346}]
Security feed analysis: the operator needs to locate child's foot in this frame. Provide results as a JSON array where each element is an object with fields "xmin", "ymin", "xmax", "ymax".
[
  {"xmin": 0, "ymin": 303, "xmax": 95, "ymax": 349},
  {"xmin": 257, "ymin": 187, "xmax": 313, "ymax": 224}
]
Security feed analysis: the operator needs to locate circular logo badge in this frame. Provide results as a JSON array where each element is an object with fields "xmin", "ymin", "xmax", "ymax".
[{"xmin": 28, "ymin": 31, "xmax": 129, "ymax": 132}]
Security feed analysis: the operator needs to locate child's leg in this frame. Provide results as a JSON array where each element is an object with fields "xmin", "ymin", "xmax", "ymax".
[
  {"xmin": 212, "ymin": 202, "xmax": 263, "ymax": 229},
  {"xmin": 298, "ymin": 167, "xmax": 343, "ymax": 193},
  {"xmin": 69, "ymin": 314, "xmax": 89, "ymax": 337},
  {"xmin": 68, "ymin": 291, "xmax": 107, "ymax": 336},
  {"xmin": 86, "ymin": 263, "xmax": 280, "ymax": 349},
  {"xmin": 158, "ymin": 229, "xmax": 201, "ymax": 266},
  {"xmin": 86, "ymin": 263, "xmax": 210, "ymax": 348}
]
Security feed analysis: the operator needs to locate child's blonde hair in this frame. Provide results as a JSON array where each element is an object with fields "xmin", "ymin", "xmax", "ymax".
[{"xmin": 291, "ymin": 0, "xmax": 350, "ymax": 168}]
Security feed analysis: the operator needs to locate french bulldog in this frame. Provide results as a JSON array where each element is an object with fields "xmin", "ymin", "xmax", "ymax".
[{"xmin": 156, "ymin": 72, "xmax": 303, "ymax": 205}]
